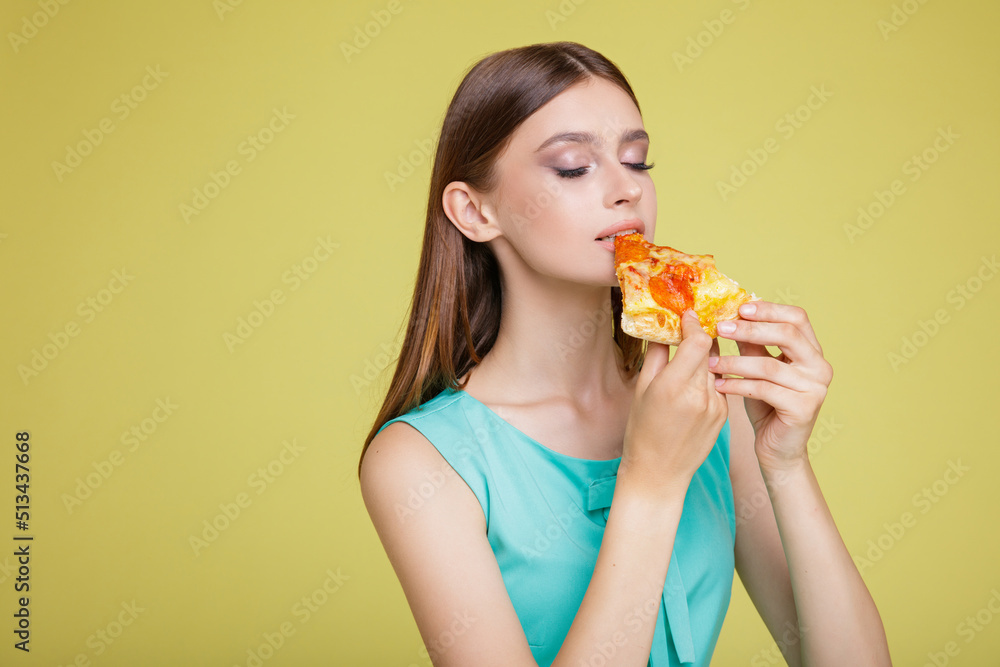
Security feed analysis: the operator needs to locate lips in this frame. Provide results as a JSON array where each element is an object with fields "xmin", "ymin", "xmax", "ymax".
[{"xmin": 595, "ymin": 219, "xmax": 646, "ymax": 241}]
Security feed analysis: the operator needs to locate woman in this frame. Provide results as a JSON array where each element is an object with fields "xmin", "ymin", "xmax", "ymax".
[{"xmin": 358, "ymin": 41, "xmax": 891, "ymax": 666}]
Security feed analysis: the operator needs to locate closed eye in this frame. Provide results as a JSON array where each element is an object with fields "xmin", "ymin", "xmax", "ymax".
[
  {"xmin": 556, "ymin": 162, "xmax": 655, "ymax": 179},
  {"xmin": 556, "ymin": 166, "xmax": 588, "ymax": 179}
]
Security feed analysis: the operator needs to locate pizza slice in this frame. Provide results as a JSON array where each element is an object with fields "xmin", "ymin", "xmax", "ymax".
[{"xmin": 614, "ymin": 233, "xmax": 759, "ymax": 345}]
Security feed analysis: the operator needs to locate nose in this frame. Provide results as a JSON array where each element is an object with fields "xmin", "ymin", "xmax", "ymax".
[{"xmin": 605, "ymin": 162, "xmax": 643, "ymax": 208}]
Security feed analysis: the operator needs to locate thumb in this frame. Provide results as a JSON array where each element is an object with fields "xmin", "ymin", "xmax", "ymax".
[{"xmin": 636, "ymin": 341, "xmax": 670, "ymax": 396}]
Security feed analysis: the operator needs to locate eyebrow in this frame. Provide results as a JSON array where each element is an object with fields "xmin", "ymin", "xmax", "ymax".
[{"xmin": 534, "ymin": 128, "xmax": 650, "ymax": 153}]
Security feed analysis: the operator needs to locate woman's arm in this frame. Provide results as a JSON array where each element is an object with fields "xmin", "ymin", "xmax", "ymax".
[
  {"xmin": 551, "ymin": 468, "xmax": 688, "ymax": 666},
  {"xmin": 361, "ymin": 422, "xmax": 539, "ymax": 666},
  {"xmin": 729, "ymin": 393, "xmax": 890, "ymax": 666},
  {"xmin": 764, "ymin": 452, "xmax": 891, "ymax": 665},
  {"xmin": 712, "ymin": 301, "xmax": 892, "ymax": 666},
  {"xmin": 362, "ymin": 421, "xmax": 695, "ymax": 667}
]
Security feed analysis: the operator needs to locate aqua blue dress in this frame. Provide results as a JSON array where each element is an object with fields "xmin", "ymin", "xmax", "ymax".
[{"xmin": 377, "ymin": 385, "xmax": 736, "ymax": 666}]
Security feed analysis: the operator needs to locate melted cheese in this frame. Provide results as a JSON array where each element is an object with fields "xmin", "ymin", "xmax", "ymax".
[{"xmin": 614, "ymin": 234, "xmax": 757, "ymax": 343}]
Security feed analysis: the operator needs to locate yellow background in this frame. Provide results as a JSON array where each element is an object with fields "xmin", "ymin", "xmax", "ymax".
[{"xmin": 1, "ymin": 0, "xmax": 998, "ymax": 664}]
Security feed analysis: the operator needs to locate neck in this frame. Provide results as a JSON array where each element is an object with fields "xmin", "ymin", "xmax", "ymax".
[{"xmin": 468, "ymin": 265, "xmax": 629, "ymax": 404}]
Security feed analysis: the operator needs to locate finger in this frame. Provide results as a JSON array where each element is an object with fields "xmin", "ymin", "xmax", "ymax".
[
  {"xmin": 735, "ymin": 301, "xmax": 823, "ymax": 355},
  {"xmin": 636, "ymin": 341, "xmax": 670, "ymax": 395},
  {"xmin": 713, "ymin": 376, "xmax": 796, "ymax": 407},
  {"xmin": 713, "ymin": 376, "xmax": 825, "ymax": 422},
  {"xmin": 717, "ymin": 315, "xmax": 820, "ymax": 365},
  {"xmin": 708, "ymin": 354, "xmax": 813, "ymax": 392},
  {"xmin": 708, "ymin": 337, "xmax": 721, "ymax": 381},
  {"xmin": 669, "ymin": 309, "xmax": 714, "ymax": 381}
]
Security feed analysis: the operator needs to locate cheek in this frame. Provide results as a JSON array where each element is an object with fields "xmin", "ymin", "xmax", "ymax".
[
  {"xmin": 500, "ymin": 177, "xmax": 578, "ymax": 239},
  {"xmin": 638, "ymin": 181, "xmax": 657, "ymax": 236}
]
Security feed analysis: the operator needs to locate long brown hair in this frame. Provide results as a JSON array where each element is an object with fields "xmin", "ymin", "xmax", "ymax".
[{"xmin": 357, "ymin": 42, "xmax": 647, "ymax": 477}]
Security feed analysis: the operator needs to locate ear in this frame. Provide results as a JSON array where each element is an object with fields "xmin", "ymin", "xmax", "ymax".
[{"xmin": 442, "ymin": 181, "xmax": 501, "ymax": 243}]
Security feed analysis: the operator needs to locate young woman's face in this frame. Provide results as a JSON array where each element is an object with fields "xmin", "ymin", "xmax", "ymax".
[{"xmin": 484, "ymin": 76, "xmax": 657, "ymax": 287}]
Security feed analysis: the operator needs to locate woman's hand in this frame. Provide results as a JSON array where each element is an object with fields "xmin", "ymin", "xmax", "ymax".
[
  {"xmin": 621, "ymin": 310, "xmax": 729, "ymax": 498},
  {"xmin": 709, "ymin": 300, "xmax": 834, "ymax": 474}
]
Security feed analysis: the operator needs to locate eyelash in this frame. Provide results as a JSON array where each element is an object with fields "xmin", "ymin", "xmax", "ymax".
[{"xmin": 556, "ymin": 162, "xmax": 655, "ymax": 179}]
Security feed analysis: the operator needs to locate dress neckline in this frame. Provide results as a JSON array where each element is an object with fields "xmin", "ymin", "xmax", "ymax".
[{"xmin": 445, "ymin": 386, "xmax": 624, "ymax": 465}]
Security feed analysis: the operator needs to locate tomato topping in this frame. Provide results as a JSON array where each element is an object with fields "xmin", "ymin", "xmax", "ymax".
[
  {"xmin": 649, "ymin": 263, "xmax": 697, "ymax": 314},
  {"xmin": 614, "ymin": 235, "xmax": 650, "ymax": 264}
]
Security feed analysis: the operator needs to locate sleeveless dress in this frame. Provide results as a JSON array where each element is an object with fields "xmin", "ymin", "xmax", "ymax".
[{"xmin": 376, "ymin": 386, "xmax": 736, "ymax": 667}]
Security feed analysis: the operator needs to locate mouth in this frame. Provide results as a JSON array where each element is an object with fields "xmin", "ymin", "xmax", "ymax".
[
  {"xmin": 595, "ymin": 219, "xmax": 646, "ymax": 243},
  {"xmin": 597, "ymin": 228, "xmax": 640, "ymax": 242}
]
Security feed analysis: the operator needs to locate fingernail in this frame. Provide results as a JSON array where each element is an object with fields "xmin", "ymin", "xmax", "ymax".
[
  {"xmin": 739, "ymin": 303, "xmax": 756, "ymax": 316},
  {"xmin": 717, "ymin": 320, "xmax": 736, "ymax": 334},
  {"xmin": 715, "ymin": 378, "xmax": 725, "ymax": 387},
  {"xmin": 708, "ymin": 356, "xmax": 718, "ymax": 368}
]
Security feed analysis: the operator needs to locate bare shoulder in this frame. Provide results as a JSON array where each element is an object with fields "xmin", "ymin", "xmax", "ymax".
[
  {"xmin": 360, "ymin": 421, "xmax": 481, "ymax": 523},
  {"xmin": 360, "ymin": 420, "xmax": 487, "ymax": 550},
  {"xmin": 359, "ymin": 421, "xmax": 536, "ymax": 666}
]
